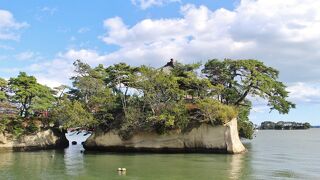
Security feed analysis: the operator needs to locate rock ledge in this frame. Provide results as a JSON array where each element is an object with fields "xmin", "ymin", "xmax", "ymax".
[
  {"xmin": 84, "ymin": 118, "xmax": 245, "ymax": 154},
  {"xmin": 0, "ymin": 128, "xmax": 69, "ymax": 151}
]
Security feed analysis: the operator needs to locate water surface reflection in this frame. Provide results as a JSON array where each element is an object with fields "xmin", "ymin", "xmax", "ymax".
[{"xmin": 0, "ymin": 130, "xmax": 319, "ymax": 179}]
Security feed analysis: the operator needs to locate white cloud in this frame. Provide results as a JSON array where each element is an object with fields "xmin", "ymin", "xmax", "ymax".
[
  {"xmin": 131, "ymin": 0, "xmax": 181, "ymax": 9},
  {"xmin": 287, "ymin": 82, "xmax": 320, "ymax": 104},
  {"xmin": 0, "ymin": 9, "xmax": 28, "ymax": 40},
  {"xmin": 26, "ymin": 57, "xmax": 75, "ymax": 88},
  {"xmin": 101, "ymin": 1, "xmax": 320, "ymax": 83},
  {"xmin": 15, "ymin": 51, "xmax": 35, "ymax": 61},
  {"xmin": 22, "ymin": 49, "xmax": 106, "ymax": 88},
  {"xmin": 9, "ymin": 0, "xmax": 320, "ymax": 98},
  {"xmin": 59, "ymin": 49, "xmax": 106, "ymax": 65},
  {"xmin": 25, "ymin": 48, "xmax": 149, "ymax": 87}
]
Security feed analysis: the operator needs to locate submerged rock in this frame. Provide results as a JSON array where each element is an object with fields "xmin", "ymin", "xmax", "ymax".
[
  {"xmin": 84, "ymin": 118, "xmax": 245, "ymax": 154},
  {"xmin": 0, "ymin": 128, "xmax": 69, "ymax": 151}
]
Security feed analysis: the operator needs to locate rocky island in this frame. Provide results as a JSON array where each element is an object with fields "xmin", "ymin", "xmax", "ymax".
[
  {"xmin": 0, "ymin": 128, "xmax": 68, "ymax": 151},
  {"xmin": 0, "ymin": 59, "xmax": 295, "ymax": 153},
  {"xmin": 0, "ymin": 77, "xmax": 68, "ymax": 151},
  {"xmin": 260, "ymin": 121, "xmax": 311, "ymax": 130}
]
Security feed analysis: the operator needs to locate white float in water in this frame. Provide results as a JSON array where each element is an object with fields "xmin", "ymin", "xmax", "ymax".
[{"xmin": 117, "ymin": 168, "xmax": 126, "ymax": 171}]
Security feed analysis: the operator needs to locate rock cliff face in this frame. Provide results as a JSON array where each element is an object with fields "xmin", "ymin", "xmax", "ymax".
[
  {"xmin": 0, "ymin": 128, "xmax": 69, "ymax": 151},
  {"xmin": 84, "ymin": 118, "xmax": 245, "ymax": 154}
]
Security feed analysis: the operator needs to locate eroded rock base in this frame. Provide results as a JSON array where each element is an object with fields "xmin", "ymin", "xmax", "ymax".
[{"xmin": 84, "ymin": 119, "xmax": 246, "ymax": 154}]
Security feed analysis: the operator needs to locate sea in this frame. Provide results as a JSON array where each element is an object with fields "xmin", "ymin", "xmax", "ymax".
[{"xmin": 0, "ymin": 129, "xmax": 319, "ymax": 179}]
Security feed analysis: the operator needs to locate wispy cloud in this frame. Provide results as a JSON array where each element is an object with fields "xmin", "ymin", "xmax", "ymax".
[
  {"xmin": 15, "ymin": 51, "xmax": 36, "ymax": 61},
  {"xmin": 0, "ymin": 9, "xmax": 29, "ymax": 41},
  {"xmin": 57, "ymin": 27, "xmax": 71, "ymax": 33},
  {"xmin": 35, "ymin": 6, "xmax": 58, "ymax": 21},
  {"xmin": 40, "ymin": 6, "xmax": 58, "ymax": 15},
  {"xmin": 78, "ymin": 27, "xmax": 90, "ymax": 33},
  {"xmin": 131, "ymin": 0, "xmax": 181, "ymax": 9},
  {"xmin": 0, "ymin": 44, "xmax": 14, "ymax": 50}
]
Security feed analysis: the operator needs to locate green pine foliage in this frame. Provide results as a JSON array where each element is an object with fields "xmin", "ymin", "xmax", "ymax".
[{"xmin": 0, "ymin": 59, "xmax": 294, "ymax": 139}]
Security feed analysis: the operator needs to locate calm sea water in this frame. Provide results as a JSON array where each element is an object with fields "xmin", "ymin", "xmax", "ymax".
[{"xmin": 0, "ymin": 129, "xmax": 319, "ymax": 180}]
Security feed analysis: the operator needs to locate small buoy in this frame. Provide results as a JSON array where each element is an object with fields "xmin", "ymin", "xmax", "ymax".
[
  {"xmin": 71, "ymin": 141, "xmax": 77, "ymax": 145},
  {"xmin": 117, "ymin": 168, "xmax": 122, "ymax": 171},
  {"xmin": 51, "ymin": 154, "xmax": 55, "ymax": 158},
  {"xmin": 121, "ymin": 168, "xmax": 126, "ymax": 171}
]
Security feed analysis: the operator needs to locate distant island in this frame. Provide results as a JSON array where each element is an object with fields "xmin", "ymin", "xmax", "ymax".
[{"xmin": 260, "ymin": 121, "xmax": 311, "ymax": 130}]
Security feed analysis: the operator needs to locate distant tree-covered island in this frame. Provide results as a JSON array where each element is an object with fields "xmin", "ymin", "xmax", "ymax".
[
  {"xmin": 260, "ymin": 121, "xmax": 311, "ymax": 130},
  {"xmin": 0, "ymin": 58, "xmax": 295, "ymax": 144}
]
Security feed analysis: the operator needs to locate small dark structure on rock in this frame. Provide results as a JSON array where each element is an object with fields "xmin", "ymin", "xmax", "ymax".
[{"xmin": 164, "ymin": 58, "xmax": 175, "ymax": 68}]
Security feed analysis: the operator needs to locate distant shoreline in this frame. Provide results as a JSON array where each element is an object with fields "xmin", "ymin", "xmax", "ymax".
[{"xmin": 259, "ymin": 121, "xmax": 311, "ymax": 130}]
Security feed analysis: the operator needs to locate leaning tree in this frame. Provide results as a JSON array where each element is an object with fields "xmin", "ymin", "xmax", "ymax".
[{"xmin": 202, "ymin": 59, "xmax": 295, "ymax": 138}]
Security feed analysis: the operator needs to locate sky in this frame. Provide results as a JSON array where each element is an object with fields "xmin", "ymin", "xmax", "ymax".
[{"xmin": 0, "ymin": 0, "xmax": 320, "ymax": 125}]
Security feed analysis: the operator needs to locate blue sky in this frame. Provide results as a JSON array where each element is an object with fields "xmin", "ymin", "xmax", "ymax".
[
  {"xmin": 0, "ymin": 0, "xmax": 320, "ymax": 125},
  {"xmin": 0, "ymin": 0, "xmax": 237, "ymax": 57}
]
